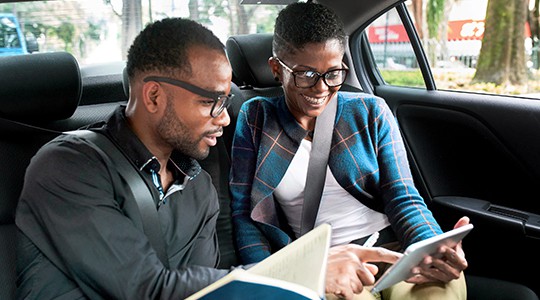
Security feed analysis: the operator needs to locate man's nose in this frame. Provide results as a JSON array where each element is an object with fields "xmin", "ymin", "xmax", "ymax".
[{"xmin": 213, "ymin": 107, "xmax": 230, "ymax": 127}]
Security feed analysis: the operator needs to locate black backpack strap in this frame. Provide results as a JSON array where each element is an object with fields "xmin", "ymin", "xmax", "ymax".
[{"xmin": 67, "ymin": 130, "xmax": 170, "ymax": 268}]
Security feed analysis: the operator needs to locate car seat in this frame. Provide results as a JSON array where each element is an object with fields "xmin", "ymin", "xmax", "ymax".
[
  {"xmin": 224, "ymin": 32, "xmax": 539, "ymax": 300},
  {"xmin": 0, "ymin": 52, "xmax": 82, "ymax": 300}
]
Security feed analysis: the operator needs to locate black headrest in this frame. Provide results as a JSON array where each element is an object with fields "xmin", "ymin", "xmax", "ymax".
[
  {"xmin": 122, "ymin": 67, "xmax": 130, "ymax": 98},
  {"xmin": 0, "ymin": 52, "xmax": 81, "ymax": 122},
  {"xmin": 226, "ymin": 33, "xmax": 280, "ymax": 88}
]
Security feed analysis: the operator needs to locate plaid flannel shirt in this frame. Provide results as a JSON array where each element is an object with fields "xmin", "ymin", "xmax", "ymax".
[{"xmin": 230, "ymin": 92, "xmax": 442, "ymax": 264}]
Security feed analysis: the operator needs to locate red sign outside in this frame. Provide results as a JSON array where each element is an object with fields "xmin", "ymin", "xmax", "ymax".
[{"xmin": 368, "ymin": 19, "xmax": 486, "ymax": 43}]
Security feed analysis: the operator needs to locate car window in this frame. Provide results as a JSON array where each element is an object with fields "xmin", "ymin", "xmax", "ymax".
[
  {"xmin": 0, "ymin": 1, "xmax": 283, "ymax": 64},
  {"xmin": 365, "ymin": 7, "xmax": 423, "ymax": 88},
  {"xmin": 362, "ymin": 0, "xmax": 540, "ymax": 99}
]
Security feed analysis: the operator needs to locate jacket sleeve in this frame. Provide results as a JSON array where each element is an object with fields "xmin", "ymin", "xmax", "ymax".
[
  {"xmin": 373, "ymin": 98, "xmax": 443, "ymax": 247},
  {"xmin": 229, "ymin": 101, "xmax": 273, "ymax": 264},
  {"xmin": 16, "ymin": 136, "xmax": 230, "ymax": 299}
]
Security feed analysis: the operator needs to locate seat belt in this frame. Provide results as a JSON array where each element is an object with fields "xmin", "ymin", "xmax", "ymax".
[
  {"xmin": 300, "ymin": 95, "xmax": 338, "ymax": 236},
  {"xmin": 67, "ymin": 130, "xmax": 170, "ymax": 268}
]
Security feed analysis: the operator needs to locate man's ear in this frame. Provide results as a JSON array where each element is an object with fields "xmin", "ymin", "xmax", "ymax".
[{"xmin": 142, "ymin": 81, "xmax": 161, "ymax": 113}]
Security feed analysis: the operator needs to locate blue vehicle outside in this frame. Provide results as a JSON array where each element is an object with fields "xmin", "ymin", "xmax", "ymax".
[{"xmin": 0, "ymin": 13, "xmax": 33, "ymax": 56}]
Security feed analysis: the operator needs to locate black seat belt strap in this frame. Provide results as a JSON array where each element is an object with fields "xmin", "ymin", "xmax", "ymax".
[{"xmin": 67, "ymin": 130, "xmax": 170, "ymax": 268}]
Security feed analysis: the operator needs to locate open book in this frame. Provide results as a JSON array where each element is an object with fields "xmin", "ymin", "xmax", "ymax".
[{"xmin": 185, "ymin": 223, "xmax": 332, "ymax": 300}]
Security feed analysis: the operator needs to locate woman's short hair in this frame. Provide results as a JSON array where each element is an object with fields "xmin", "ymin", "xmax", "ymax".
[{"xmin": 273, "ymin": 2, "xmax": 346, "ymax": 58}]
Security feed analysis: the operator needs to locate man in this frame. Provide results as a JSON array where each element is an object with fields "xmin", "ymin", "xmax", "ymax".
[{"xmin": 16, "ymin": 18, "xmax": 233, "ymax": 299}]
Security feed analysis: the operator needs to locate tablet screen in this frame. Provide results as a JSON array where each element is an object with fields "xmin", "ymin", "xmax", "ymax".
[{"xmin": 371, "ymin": 223, "xmax": 474, "ymax": 294}]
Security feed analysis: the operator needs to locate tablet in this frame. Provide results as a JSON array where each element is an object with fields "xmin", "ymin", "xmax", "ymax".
[{"xmin": 371, "ymin": 223, "xmax": 474, "ymax": 294}]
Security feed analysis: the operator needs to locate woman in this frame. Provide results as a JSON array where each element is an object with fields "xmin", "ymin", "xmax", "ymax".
[{"xmin": 229, "ymin": 2, "xmax": 468, "ymax": 299}]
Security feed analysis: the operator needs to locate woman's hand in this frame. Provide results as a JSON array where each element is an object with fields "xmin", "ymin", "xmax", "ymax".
[
  {"xmin": 406, "ymin": 216, "xmax": 470, "ymax": 284},
  {"xmin": 325, "ymin": 244, "xmax": 402, "ymax": 299}
]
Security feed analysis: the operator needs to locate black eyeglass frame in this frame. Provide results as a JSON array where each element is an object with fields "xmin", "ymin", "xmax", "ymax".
[
  {"xmin": 143, "ymin": 76, "xmax": 234, "ymax": 118},
  {"xmin": 274, "ymin": 57, "xmax": 349, "ymax": 88}
]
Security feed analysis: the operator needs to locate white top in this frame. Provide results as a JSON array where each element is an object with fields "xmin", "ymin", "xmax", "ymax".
[{"xmin": 274, "ymin": 139, "xmax": 390, "ymax": 246}]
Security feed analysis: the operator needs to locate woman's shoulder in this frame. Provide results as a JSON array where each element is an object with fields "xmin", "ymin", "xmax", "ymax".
[
  {"xmin": 241, "ymin": 95, "xmax": 284, "ymax": 116},
  {"xmin": 338, "ymin": 91, "xmax": 384, "ymax": 104},
  {"xmin": 243, "ymin": 95, "xmax": 282, "ymax": 107},
  {"xmin": 338, "ymin": 91, "xmax": 388, "ymax": 113}
]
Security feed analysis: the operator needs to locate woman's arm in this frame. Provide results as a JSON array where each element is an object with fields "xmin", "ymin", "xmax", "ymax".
[{"xmin": 229, "ymin": 102, "xmax": 272, "ymax": 264}]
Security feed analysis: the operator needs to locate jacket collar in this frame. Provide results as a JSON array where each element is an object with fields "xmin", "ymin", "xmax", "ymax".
[{"xmin": 98, "ymin": 105, "xmax": 201, "ymax": 180}]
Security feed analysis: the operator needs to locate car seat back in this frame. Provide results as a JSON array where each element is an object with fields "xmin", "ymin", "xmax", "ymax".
[{"xmin": 0, "ymin": 52, "xmax": 83, "ymax": 300}]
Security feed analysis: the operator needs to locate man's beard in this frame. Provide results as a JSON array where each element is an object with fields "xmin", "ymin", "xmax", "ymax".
[{"xmin": 157, "ymin": 97, "xmax": 210, "ymax": 160}]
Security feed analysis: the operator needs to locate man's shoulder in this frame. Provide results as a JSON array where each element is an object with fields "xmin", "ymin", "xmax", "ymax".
[
  {"xmin": 36, "ymin": 132, "xmax": 94, "ymax": 154},
  {"xmin": 30, "ymin": 132, "xmax": 111, "ymax": 174}
]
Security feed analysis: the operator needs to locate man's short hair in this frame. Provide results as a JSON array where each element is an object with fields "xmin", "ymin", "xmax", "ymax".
[
  {"xmin": 273, "ymin": 2, "xmax": 346, "ymax": 58},
  {"xmin": 126, "ymin": 18, "xmax": 225, "ymax": 78}
]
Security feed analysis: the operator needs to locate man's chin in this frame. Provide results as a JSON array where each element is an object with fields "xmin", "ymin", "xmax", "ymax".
[{"xmin": 192, "ymin": 146, "xmax": 210, "ymax": 161}]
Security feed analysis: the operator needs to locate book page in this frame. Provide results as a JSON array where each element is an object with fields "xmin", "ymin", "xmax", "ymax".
[
  {"xmin": 247, "ymin": 223, "xmax": 331, "ymax": 296},
  {"xmin": 185, "ymin": 224, "xmax": 331, "ymax": 300}
]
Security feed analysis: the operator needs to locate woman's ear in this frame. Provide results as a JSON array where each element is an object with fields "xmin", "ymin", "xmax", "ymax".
[{"xmin": 268, "ymin": 57, "xmax": 281, "ymax": 82}]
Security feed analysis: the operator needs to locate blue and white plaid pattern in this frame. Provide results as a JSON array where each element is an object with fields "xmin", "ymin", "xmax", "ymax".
[{"xmin": 230, "ymin": 92, "xmax": 442, "ymax": 264}]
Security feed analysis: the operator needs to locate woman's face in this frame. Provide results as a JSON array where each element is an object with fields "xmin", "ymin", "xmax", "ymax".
[{"xmin": 270, "ymin": 39, "xmax": 345, "ymax": 130}]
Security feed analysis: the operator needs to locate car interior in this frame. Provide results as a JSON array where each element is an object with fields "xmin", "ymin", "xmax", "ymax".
[
  {"xmin": 0, "ymin": 33, "xmax": 537, "ymax": 300},
  {"xmin": 1, "ymin": 0, "xmax": 539, "ymax": 299}
]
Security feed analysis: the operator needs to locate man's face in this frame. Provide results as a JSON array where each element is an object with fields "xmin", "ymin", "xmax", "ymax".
[{"xmin": 157, "ymin": 46, "xmax": 232, "ymax": 160}]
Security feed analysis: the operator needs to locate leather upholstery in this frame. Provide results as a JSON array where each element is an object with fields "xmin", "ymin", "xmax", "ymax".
[{"xmin": 0, "ymin": 52, "xmax": 81, "ymax": 121}]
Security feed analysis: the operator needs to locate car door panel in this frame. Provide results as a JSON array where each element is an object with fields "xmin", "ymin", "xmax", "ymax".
[
  {"xmin": 348, "ymin": 1, "xmax": 540, "ymax": 293},
  {"xmin": 374, "ymin": 65, "xmax": 540, "ymax": 296}
]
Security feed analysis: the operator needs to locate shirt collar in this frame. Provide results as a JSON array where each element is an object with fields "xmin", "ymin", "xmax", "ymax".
[{"xmin": 101, "ymin": 105, "xmax": 201, "ymax": 180}]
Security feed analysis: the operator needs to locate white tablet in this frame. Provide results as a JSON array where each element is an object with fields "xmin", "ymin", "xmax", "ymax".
[{"xmin": 371, "ymin": 223, "xmax": 474, "ymax": 294}]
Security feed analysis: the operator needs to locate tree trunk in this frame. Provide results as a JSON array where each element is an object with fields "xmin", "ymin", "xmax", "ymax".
[
  {"xmin": 121, "ymin": 0, "xmax": 142, "ymax": 60},
  {"xmin": 473, "ymin": 0, "xmax": 527, "ymax": 85},
  {"xmin": 189, "ymin": 0, "xmax": 199, "ymax": 21},
  {"xmin": 411, "ymin": 0, "xmax": 424, "ymax": 39},
  {"xmin": 438, "ymin": 0, "xmax": 456, "ymax": 62},
  {"xmin": 228, "ymin": 0, "xmax": 251, "ymax": 35},
  {"xmin": 529, "ymin": 0, "xmax": 540, "ymax": 68},
  {"xmin": 236, "ymin": 2, "xmax": 249, "ymax": 34}
]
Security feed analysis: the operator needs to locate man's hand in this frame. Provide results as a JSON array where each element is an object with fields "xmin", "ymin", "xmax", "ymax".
[{"xmin": 325, "ymin": 244, "xmax": 402, "ymax": 299}]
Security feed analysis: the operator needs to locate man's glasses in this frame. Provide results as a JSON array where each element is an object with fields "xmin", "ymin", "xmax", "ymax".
[
  {"xmin": 143, "ymin": 76, "xmax": 234, "ymax": 118},
  {"xmin": 274, "ymin": 57, "xmax": 348, "ymax": 88}
]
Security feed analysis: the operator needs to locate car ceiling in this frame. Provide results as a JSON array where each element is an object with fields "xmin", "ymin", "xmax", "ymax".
[{"xmin": 2, "ymin": 0, "xmax": 404, "ymax": 35}]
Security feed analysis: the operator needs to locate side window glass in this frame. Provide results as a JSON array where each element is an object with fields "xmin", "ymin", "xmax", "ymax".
[
  {"xmin": 365, "ymin": 1, "xmax": 540, "ymax": 99},
  {"xmin": 365, "ymin": 8, "xmax": 424, "ymax": 88}
]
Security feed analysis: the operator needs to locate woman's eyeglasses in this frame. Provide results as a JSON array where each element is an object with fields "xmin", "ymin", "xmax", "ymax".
[{"xmin": 274, "ymin": 57, "xmax": 348, "ymax": 88}]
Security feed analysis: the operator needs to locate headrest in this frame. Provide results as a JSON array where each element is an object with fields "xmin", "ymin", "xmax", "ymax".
[
  {"xmin": 0, "ymin": 52, "xmax": 81, "ymax": 122},
  {"xmin": 122, "ymin": 67, "xmax": 130, "ymax": 98},
  {"xmin": 226, "ymin": 33, "xmax": 280, "ymax": 88}
]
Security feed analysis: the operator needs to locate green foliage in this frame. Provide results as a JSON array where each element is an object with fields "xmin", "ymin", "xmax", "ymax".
[
  {"xmin": 255, "ymin": 5, "xmax": 286, "ymax": 33},
  {"xmin": 55, "ymin": 22, "xmax": 75, "ymax": 52},
  {"xmin": 197, "ymin": 0, "xmax": 228, "ymax": 26},
  {"xmin": 427, "ymin": 0, "xmax": 444, "ymax": 38},
  {"xmin": 86, "ymin": 23, "xmax": 102, "ymax": 41},
  {"xmin": 380, "ymin": 70, "xmax": 425, "ymax": 87}
]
